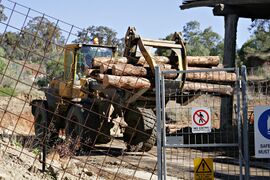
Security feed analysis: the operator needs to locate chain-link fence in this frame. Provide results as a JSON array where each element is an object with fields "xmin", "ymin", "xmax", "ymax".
[{"xmin": 0, "ymin": 0, "xmax": 159, "ymax": 179}]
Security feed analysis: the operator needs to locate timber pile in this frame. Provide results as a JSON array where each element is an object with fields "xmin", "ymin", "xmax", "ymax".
[{"xmin": 91, "ymin": 55, "xmax": 236, "ymax": 95}]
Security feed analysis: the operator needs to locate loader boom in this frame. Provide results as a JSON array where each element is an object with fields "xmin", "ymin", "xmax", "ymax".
[{"xmin": 124, "ymin": 27, "xmax": 187, "ymax": 77}]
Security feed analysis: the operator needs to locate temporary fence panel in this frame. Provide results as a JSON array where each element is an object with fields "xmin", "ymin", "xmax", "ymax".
[
  {"xmin": 155, "ymin": 67, "xmax": 244, "ymax": 180},
  {"xmin": 242, "ymin": 66, "xmax": 270, "ymax": 179}
]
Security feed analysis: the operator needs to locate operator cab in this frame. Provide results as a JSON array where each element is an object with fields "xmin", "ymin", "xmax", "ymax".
[
  {"xmin": 64, "ymin": 44, "xmax": 116, "ymax": 82},
  {"xmin": 76, "ymin": 45, "xmax": 114, "ymax": 78}
]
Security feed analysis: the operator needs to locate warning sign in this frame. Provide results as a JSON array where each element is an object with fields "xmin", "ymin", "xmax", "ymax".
[
  {"xmin": 254, "ymin": 106, "xmax": 270, "ymax": 158},
  {"xmin": 192, "ymin": 107, "xmax": 211, "ymax": 133},
  {"xmin": 194, "ymin": 158, "xmax": 214, "ymax": 180}
]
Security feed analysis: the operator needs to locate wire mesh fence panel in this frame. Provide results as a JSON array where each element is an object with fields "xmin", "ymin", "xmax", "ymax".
[
  {"xmin": 156, "ymin": 67, "xmax": 244, "ymax": 179},
  {"xmin": 243, "ymin": 66, "xmax": 270, "ymax": 179},
  {"xmin": 0, "ymin": 0, "xmax": 161, "ymax": 179}
]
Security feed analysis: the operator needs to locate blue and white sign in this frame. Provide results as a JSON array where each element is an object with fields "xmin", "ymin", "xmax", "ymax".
[{"xmin": 254, "ymin": 106, "xmax": 270, "ymax": 158}]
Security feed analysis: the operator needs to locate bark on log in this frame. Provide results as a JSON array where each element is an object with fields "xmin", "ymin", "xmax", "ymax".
[
  {"xmin": 183, "ymin": 81, "xmax": 233, "ymax": 95},
  {"xmin": 103, "ymin": 75, "xmax": 151, "ymax": 89},
  {"xmin": 93, "ymin": 56, "xmax": 220, "ymax": 67},
  {"xmin": 136, "ymin": 56, "xmax": 170, "ymax": 65},
  {"xmin": 112, "ymin": 64, "xmax": 148, "ymax": 76},
  {"xmin": 96, "ymin": 74, "xmax": 104, "ymax": 81},
  {"xmin": 187, "ymin": 56, "xmax": 220, "ymax": 67},
  {"xmin": 133, "ymin": 56, "xmax": 220, "ymax": 66},
  {"xmin": 93, "ymin": 57, "xmax": 128, "ymax": 67},
  {"xmin": 100, "ymin": 64, "xmax": 113, "ymax": 73},
  {"xmin": 112, "ymin": 63, "xmax": 177, "ymax": 79},
  {"xmin": 185, "ymin": 70, "xmax": 237, "ymax": 82}
]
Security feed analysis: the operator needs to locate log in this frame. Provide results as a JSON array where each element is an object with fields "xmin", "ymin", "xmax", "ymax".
[
  {"xmin": 183, "ymin": 81, "xmax": 233, "ymax": 95},
  {"xmin": 112, "ymin": 64, "xmax": 148, "ymax": 76},
  {"xmin": 93, "ymin": 56, "xmax": 220, "ymax": 67},
  {"xmin": 85, "ymin": 69, "xmax": 99, "ymax": 77},
  {"xmin": 112, "ymin": 64, "xmax": 178, "ymax": 79},
  {"xmin": 187, "ymin": 56, "xmax": 220, "ymax": 67},
  {"xmin": 96, "ymin": 74, "xmax": 104, "ymax": 81},
  {"xmin": 134, "ymin": 56, "xmax": 220, "ymax": 67},
  {"xmin": 104, "ymin": 62, "xmax": 172, "ymax": 69},
  {"xmin": 93, "ymin": 57, "xmax": 127, "ymax": 67},
  {"xmin": 103, "ymin": 75, "xmax": 151, "ymax": 89},
  {"xmin": 136, "ymin": 56, "xmax": 170, "ymax": 65},
  {"xmin": 100, "ymin": 64, "xmax": 113, "ymax": 73},
  {"xmin": 185, "ymin": 70, "xmax": 237, "ymax": 82}
]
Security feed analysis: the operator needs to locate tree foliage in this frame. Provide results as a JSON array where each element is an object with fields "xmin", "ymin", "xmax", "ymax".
[
  {"xmin": 239, "ymin": 19, "xmax": 270, "ymax": 65},
  {"xmin": 0, "ymin": 4, "xmax": 7, "ymax": 22},
  {"xmin": 183, "ymin": 21, "xmax": 223, "ymax": 57},
  {"xmin": 74, "ymin": 25, "xmax": 123, "ymax": 56},
  {"xmin": 0, "ymin": 47, "xmax": 6, "ymax": 74},
  {"xmin": 0, "ymin": 16, "xmax": 65, "ymax": 62},
  {"xmin": 0, "ymin": 32, "xmax": 23, "ymax": 59},
  {"xmin": 21, "ymin": 16, "xmax": 65, "ymax": 62},
  {"xmin": 156, "ymin": 21, "xmax": 223, "ymax": 58}
]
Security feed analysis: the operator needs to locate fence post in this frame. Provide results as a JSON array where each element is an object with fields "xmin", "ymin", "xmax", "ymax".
[
  {"xmin": 161, "ymin": 72, "xmax": 167, "ymax": 180},
  {"xmin": 236, "ymin": 67, "xmax": 243, "ymax": 180},
  {"xmin": 241, "ymin": 65, "xmax": 250, "ymax": 180},
  {"xmin": 155, "ymin": 66, "xmax": 163, "ymax": 180}
]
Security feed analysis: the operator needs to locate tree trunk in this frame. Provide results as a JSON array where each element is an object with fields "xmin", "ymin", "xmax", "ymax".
[
  {"xmin": 103, "ymin": 75, "xmax": 151, "ymax": 89},
  {"xmin": 97, "ymin": 74, "xmax": 104, "ymax": 81},
  {"xmin": 187, "ymin": 56, "xmax": 220, "ymax": 67},
  {"xmin": 112, "ymin": 64, "xmax": 148, "ymax": 76},
  {"xmin": 93, "ymin": 57, "xmax": 128, "ymax": 67},
  {"xmin": 112, "ymin": 64, "xmax": 177, "ymax": 79},
  {"xmin": 185, "ymin": 71, "xmax": 236, "ymax": 82},
  {"xmin": 93, "ymin": 56, "xmax": 220, "ymax": 67},
  {"xmin": 183, "ymin": 81, "xmax": 233, "ymax": 95},
  {"xmin": 100, "ymin": 64, "xmax": 113, "ymax": 73},
  {"xmin": 136, "ymin": 56, "xmax": 170, "ymax": 65}
]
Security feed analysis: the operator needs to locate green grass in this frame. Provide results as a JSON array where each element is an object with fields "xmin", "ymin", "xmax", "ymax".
[{"xmin": 0, "ymin": 87, "xmax": 18, "ymax": 97}]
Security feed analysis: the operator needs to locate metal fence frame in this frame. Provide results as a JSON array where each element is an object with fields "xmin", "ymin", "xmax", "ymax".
[{"xmin": 155, "ymin": 66, "xmax": 246, "ymax": 180}]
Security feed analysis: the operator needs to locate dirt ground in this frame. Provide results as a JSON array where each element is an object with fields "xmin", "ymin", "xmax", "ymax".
[{"xmin": 0, "ymin": 93, "xmax": 269, "ymax": 179}]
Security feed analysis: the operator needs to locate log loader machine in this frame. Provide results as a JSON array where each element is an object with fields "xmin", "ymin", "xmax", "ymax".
[{"xmin": 31, "ymin": 27, "xmax": 186, "ymax": 152}]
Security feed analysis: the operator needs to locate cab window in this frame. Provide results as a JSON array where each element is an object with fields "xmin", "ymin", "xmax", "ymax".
[{"xmin": 64, "ymin": 49, "xmax": 74, "ymax": 81}]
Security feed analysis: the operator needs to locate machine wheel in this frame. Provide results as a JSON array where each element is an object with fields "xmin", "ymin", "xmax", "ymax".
[
  {"xmin": 123, "ymin": 107, "xmax": 156, "ymax": 152},
  {"xmin": 65, "ymin": 103, "xmax": 112, "ymax": 148},
  {"xmin": 95, "ymin": 102, "xmax": 113, "ymax": 144},
  {"xmin": 65, "ymin": 105, "xmax": 84, "ymax": 141},
  {"xmin": 32, "ymin": 100, "xmax": 58, "ymax": 147}
]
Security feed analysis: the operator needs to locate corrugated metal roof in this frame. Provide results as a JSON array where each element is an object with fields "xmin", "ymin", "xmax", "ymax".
[{"xmin": 180, "ymin": 0, "xmax": 270, "ymax": 19}]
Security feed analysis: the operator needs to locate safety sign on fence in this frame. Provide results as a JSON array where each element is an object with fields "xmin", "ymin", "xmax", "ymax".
[
  {"xmin": 254, "ymin": 106, "xmax": 270, "ymax": 158},
  {"xmin": 191, "ymin": 107, "xmax": 211, "ymax": 133},
  {"xmin": 194, "ymin": 158, "xmax": 214, "ymax": 180}
]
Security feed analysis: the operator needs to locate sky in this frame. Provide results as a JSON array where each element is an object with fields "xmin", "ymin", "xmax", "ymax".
[{"xmin": 4, "ymin": 0, "xmax": 253, "ymax": 47}]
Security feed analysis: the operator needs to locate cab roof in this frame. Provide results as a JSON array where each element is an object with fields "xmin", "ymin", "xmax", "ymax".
[{"xmin": 64, "ymin": 43, "xmax": 117, "ymax": 50}]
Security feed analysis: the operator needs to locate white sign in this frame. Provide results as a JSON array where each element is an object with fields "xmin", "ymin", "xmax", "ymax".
[
  {"xmin": 191, "ymin": 107, "xmax": 211, "ymax": 133},
  {"xmin": 254, "ymin": 106, "xmax": 270, "ymax": 158}
]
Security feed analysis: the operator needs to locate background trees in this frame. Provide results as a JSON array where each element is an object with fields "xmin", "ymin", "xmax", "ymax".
[
  {"xmin": 238, "ymin": 19, "xmax": 270, "ymax": 65},
  {"xmin": 73, "ymin": 25, "xmax": 123, "ymax": 56},
  {"xmin": 20, "ymin": 16, "xmax": 65, "ymax": 62},
  {"xmin": 156, "ymin": 21, "xmax": 224, "ymax": 59}
]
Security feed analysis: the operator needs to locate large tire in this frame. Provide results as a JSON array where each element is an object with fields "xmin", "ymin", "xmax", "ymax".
[
  {"xmin": 123, "ymin": 107, "xmax": 156, "ymax": 152},
  {"xmin": 65, "ymin": 103, "xmax": 112, "ymax": 148},
  {"xmin": 95, "ymin": 102, "xmax": 113, "ymax": 144},
  {"xmin": 32, "ymin": 100, "xmax": 58, "ymax": 147}
]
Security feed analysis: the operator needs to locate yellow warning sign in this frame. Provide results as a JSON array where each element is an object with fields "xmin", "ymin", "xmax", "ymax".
[{"xmin": 194, "ymin": 158, "xmax": 214, "ymax": 180}]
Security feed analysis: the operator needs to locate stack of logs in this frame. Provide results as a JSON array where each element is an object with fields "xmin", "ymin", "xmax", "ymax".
[{"xmin": 91, "ymin": 55, "xmax": 236, "ymax": 95}]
